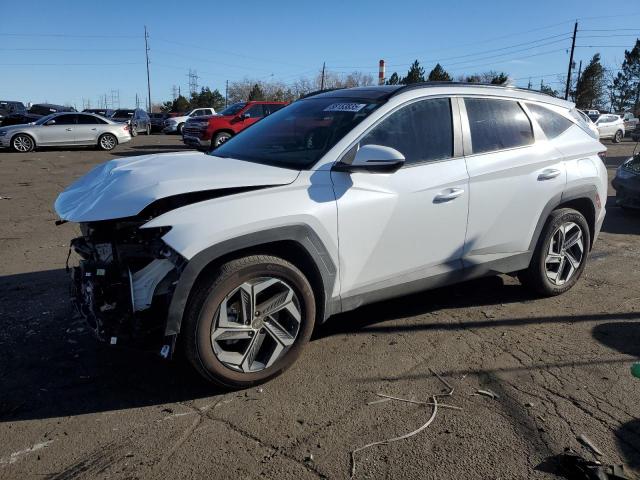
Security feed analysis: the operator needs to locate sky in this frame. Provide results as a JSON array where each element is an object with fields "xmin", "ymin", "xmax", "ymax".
[{"xmin": 2, "ymin": 0, "xmax": 640, "ymax": 110}]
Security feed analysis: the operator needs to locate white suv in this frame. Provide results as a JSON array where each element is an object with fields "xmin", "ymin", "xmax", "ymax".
[
  {"xmin": 162, "ymin": 107, "xmax": 215, "ymax": 134},
  {"xmin": 55, "ymin": 84, "xmax": 608, "ymax": 387},
  {"xmin": 594, "ymin": 113, "xmax": 625, "ymax": 143}
]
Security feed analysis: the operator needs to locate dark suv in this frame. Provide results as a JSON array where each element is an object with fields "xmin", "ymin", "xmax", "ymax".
[
  {"xmin": 2, "ymin": 103, "xmax": 76, "ymax": 126},
  {"xmin": 111, "ymin": 109, "xmax": 151, "ymax": 136},
  {"xmin": 0, "ymin": 101, "xmax": 26, "ymax": 121},
  {"xmin": 183, "ymin": 101, "xmax": 287, "ymax": 149},
  {"xmin": 149, "ymin": 112, "xmax": 170, "ymax": 132}
]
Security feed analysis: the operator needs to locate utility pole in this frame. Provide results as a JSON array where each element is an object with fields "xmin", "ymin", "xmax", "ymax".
[
  {"xmin": 527, "ymin": 78, "xmax": 532, "ymax": 90},
  {"xmin": 135, "ymin": 93, "xmax": 140, "ymax": 109},
  {"xmin": 225, "ymin": 80, "xmax": 229, "ymax": 107},
  {"xmin": 187, "ymin": 69, "xmax": 199, "ymax": 96},
  {"xmin": 144, "ymin": 26, "xmax": 152, "ymax": 112},
  {"xmin": 172, "ymin": 85, "xmax": 178, "ymax": 101},
  {"xmin": 564, "ymin": 21, "xmax": 578, "ymax": 100},
  {"xmin": 575, "ymin": 60, "xmax": 583, "ymax": 102},
  {"xmin": 320, "ymin": 62, "xmax": 326, "ymax": 90}
]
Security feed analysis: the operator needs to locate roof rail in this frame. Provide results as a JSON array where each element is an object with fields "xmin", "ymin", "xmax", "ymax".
[{"xmin": 388, "ymin": 81, "xmax": 556, "ymax": 99}]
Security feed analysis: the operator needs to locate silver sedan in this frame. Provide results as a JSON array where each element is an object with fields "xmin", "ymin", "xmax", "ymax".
[{"xmin": 0, "ymin": 112, "xmax": 132, "ymax": 152}]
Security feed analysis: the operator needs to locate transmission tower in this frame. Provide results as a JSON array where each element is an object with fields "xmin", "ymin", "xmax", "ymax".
[
  {"xmin": 172, "ymin": 85, "xmax": 179, "ymax": 100},
  {"xmin": 187, "ymin": 69, "xmax": 199, "ymax": 95}
]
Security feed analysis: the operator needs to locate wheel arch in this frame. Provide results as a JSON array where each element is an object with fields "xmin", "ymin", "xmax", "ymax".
[
  {"xmin": 97, "ymin": 132, "xmax": 119, "ymax": 147},
  {"xmin": 529, "ymin": 185, "xmax": 598, "ymax": 253},
  {"xmin": 11, "ymin": 131, "xmax": 36, "ymax": 148},
  {"xmin": 164, "ymin": 225, "xmax": 338, "ymax": 338}
]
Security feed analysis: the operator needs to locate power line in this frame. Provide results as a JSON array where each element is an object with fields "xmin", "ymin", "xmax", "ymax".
[
  {"xmin": 0, "ymin": 32, "xmax": 139, "ymax": 38},
  {"xmin": 3, "ymin": 62, "xmax": 143, "ymax": 66}
]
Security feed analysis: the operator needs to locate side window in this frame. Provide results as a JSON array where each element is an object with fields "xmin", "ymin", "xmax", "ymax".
[
  {"xmin": 264, "ymin": 104, "xmax": 285, "ymax": 115},
  {"xmin": 76, "ymin": 114, "xmax": 99, "ymax": 125},
  {"xmin": 244, "ymin": 104, "xmax": 264, "ymax": 118},
  {"xmin": 54, "ymin": 114, "xmax": 77, "ymax": 125},
  {"xmin": 360, "ymin": 98, "xmax": 453, "ymax": 165},
  {"xmin": 526, "ymin": 103, "xmax": 574, "ymax": 139},
  {"xmin": 465, "ymin": 98, "xmax": 533, "ymax": 154}
]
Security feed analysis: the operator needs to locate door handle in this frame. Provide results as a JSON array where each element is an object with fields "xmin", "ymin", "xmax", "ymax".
[
  {"xmin": 65, "ymin": 128, "xmax": 73, "ymax": 131},
  {"xmin": 538, "ymin": 168, "xmax": 561, "ymax": 181},
  {"xmin": 91, "ymin": 128, "xmax": 97, "ymax": 131},
  {"xmin": 434, "ymin": 188, "xmax": 465, "ymax": 203}
]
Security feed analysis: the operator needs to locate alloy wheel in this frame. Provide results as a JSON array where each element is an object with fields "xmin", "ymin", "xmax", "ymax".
[
  {"xmin": 545, "ymin": 221, "xmax": 585, "ymax": 286},
  {"xmin": 100, "ymin": 135, "xmax": 116, "ymax": 150},
  {"xmin": 210, "ymin": 277, "xmax": 302, "ymax": 373},
  {"xmin": 13, "ymin": 135, "xmax": 33, "ymax": 152}
]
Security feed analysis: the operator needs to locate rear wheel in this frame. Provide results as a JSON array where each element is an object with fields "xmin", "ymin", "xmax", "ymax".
[
  {"xmin": 212, "ymin": 131, "xmax": 232, "ymax": 149},
  {"xmin": 519, "ymin": 208, "xmax": 590, "ymax": 296},
  {"xmin": 98, "ymin": 133, "xmax": 118, "ymax": 151},
  {"xmin": 144, "ymin": 124, "xmax": 151, "ymax": 135},
  {"xmin": 183, "ymin": 255, "xmax": 316, "ymax": 388},
  {"xmin": 11, "ymin": 134, "xmax": 35, "ymax": 152},
  {"xmin": 613, "ymin": 129, "xmax": 623, "ymax": 143},
  {"xmin": 130, "ymin": 123, "xmax": 138, "ymax": 137}
]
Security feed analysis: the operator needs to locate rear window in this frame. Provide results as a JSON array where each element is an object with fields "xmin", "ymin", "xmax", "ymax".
[
  {"xmin": 113, "ymin": 110, "xmax": 134, "ymax": 118},
  {"xmin": 527, "ymin": 103, "xmax": 574, "ymax": 139},
  {"xmin": 465, "ymin": 98, "xmax": 534, "ymax": 154}
]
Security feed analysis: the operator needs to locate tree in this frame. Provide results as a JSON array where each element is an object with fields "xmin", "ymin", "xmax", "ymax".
[
  {"xmin": 575, "ymin": 53, "xmax": 606, "ymax": 109},
  {"xmin": 248, "ymin": 83, "xmax": 265, "ymax": 101},
  {"xmin": 386, "ymin": 72, "xmax": 400, "ymax": 85},
  {"xmin": 402, "ymin": 60, "xmax": 425, "ymax": 84},
  {"xmin": 490, "ymin": 72, "xmax": 509, "ymax": 85},
  {"xmin": 608, "ymin": 39, "xmax": 640, "ymax": 113},
  {"xmin": 190, "ymin": 87, "xmax": 225, "ymax": 111},
  {"xmin": 540, "ymin": 84, "xmax": 559, "ymax": 97},
  {"xmin": 427, "ymin": 63, "xmax": 452, "ymax": 82},
  {"xmin": 169, "ymin": 95, "xmax": 190, "ymax": 113}
]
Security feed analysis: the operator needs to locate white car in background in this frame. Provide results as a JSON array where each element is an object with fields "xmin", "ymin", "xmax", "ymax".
[
  {"xmin": 594, "ymin": 113, "xmax": 625, "ymax": 143},
  {"xmin": 163, "ymin": 107, "xmax": 216, "ymax": 134},
  {"xmin": 575, "ymin": 109, "xmax": 599, "ymax": 139}
]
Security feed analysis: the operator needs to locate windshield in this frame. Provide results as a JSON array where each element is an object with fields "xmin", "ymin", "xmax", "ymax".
[
  {"xmin": 112, "ymin": 110, "xmax": 134, "ymax": 118},
  {"xmin": 219, "ymin": 102, "xmax": 246, "ymax": 116},
  {"xmin": 211, "ymin": 97, "xmax": 382, "ymax": 169},
  {"xmin": 34, "ymin": 114, "xmax": 57, "ymax": 125}
]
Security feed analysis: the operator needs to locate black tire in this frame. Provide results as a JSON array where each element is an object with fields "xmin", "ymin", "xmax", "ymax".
[
  {"xmin": 212, "ymin": 131, "xmax": 232, "ymax": 149},
  {"xmin": 144, "ymin": 124, "xmax": 151, "ymax": 135},
  {"xmin": 177, "ymin": 123, "xmax": 185, "ymax": 135},
  {"xmin": 11, "ymin": 133, "xmax": 35, "ymax": 152},
  {"xmin": 182, "ymin": 255, "xmax": 316, "ymax": 388},
  {"xmin": 613, "ymin": 130, "xmax": 623, "ymax": 143},
  {"xmin": 518, "ymin": 208, "xmax": 590, "ymax": 296},
  {"xmin": 98, "ymin": 133, "xmax": 118, "ymax": 151},
  {"xmin": 130, "ymin": 123, "xmax": 138, "ymax": 137}
]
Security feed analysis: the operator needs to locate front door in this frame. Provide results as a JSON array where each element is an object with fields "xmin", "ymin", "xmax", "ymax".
[
  {"xmin": 38, "ymin": 113, "xmax": 76, "ymax": 145},
  {"xmin": 331, "ymin": 97, "xmax": 469, "ymax": 308}
]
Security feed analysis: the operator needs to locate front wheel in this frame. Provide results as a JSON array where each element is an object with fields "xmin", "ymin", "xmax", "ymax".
[
  {"xmin": 144, "ymin": 124, "xmax": 151, "ymax": 135},
  {"xmin": 11, "ymin": 134, "xmax": 35, "ymax": 152},
  {"xmin": 183, "ymin": 255, "xmax": 316, "ymax": 388},
  {"xmin": 518, "ymin": 208, "xmax": 590, "ymax": 296},
  {"xmin": 212, "ymin": 131, "xmax": 232, "ymax": 149},
  {"xmin": 177, "ymin": 123, "xmax": 185, "ymax": 135},
  {"xmin": 613, "ymin": 130, "xmax": 623, "ymax": 143}
]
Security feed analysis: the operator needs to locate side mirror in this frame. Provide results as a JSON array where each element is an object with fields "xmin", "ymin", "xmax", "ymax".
[
  {"xmin": 240, "ymin": 113, "xmax": 250, "ymax": 120},
  {"xmin": 334, "ymin": 144, "xmax": 405, "ymax": 173},
  {"xmin": 45, "ymin": 119, "xmax": 56, "ymax": 126}
]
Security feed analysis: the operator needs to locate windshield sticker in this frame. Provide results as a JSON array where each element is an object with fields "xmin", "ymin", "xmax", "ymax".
[{"xmin": 323, "ymin": 103, "xmax": 367, "ymax": 113}]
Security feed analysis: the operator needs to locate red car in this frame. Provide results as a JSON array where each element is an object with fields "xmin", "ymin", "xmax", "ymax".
[{"xmin": 182, "ymin": 101, "xmax": 287, "ymax": 150}]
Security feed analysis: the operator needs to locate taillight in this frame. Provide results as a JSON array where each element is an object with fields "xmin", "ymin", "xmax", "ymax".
[
  {"xmin": 123, "ymin": 125, "xmax": 129, "ymax": 132},
  {"xmin": 598, "ymin": 151, "xmax": 606, "ymax": 162}
]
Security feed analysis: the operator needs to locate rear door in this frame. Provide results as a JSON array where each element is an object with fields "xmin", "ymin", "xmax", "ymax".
[
  {"xmin": 75, "ymin": 114, "xmax": 102, "ymax": 144},
  {"xmin": 332, "ymin": 96, "xmax": 470, "ymax": 305},
  {"xmin": 38, "ymin": 113, "xmax": 77, "ymax": 145},
  {"xmin": 461, "ymin": 97, "xmax": 567, "ymax": 268}
]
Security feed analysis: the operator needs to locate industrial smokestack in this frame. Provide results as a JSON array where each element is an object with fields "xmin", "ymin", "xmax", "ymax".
[{"xmin": 379, "ymin": 60, "xmax": 385, "ymax": 85}]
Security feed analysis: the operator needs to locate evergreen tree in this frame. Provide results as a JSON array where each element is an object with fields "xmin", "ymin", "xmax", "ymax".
[
  {"xmin": 490, "ymin": 72, "xmax": 509, "ymax": 85},
  {"xmin": 576, "ymin": 54, "xmax": 606, "ymax": 109},
  {"xmin": 540, "ymin": 84, "xmax": 559, "ymax": 97},
  {"xmin": 386, "ymin": 72, "xmax": 400, "ymax": 85},
  {"xmin": 427, "ymin": 63, "xmax": 452, "ymax": 81},
  {"xmin": 402, "ymin": 60, "xmax": 425, "ymax": 84},
  {"xmin": 248, "ymin": 83, "xmax": 265, "ymax": 101},
  {"xmin": 609, "ymin": 40, "xmax": 640, "ymax": 113},
  {"xmin": 171, "ymin": 95, "xmax": 190, "ymax": 113}
]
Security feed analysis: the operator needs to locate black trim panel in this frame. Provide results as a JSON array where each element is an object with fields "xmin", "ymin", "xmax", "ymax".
[{"xmin": 164, "ymin": 224, "xmax": 338, "ymax": 336}]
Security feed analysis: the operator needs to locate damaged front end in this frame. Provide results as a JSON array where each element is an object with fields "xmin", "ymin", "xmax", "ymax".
[{"xmin": 69, "ymin": 220, "xmax": 185, "ymax": 355}]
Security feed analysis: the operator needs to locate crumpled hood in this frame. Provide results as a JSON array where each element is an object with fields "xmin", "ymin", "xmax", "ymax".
[{"xmin": 54, "ymin": 151, "xmax": 300, "ymax": 222}]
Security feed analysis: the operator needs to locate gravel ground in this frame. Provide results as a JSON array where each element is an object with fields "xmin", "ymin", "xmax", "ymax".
[{"xmin": 0, "ymin": 134, "xmax": 639, "ymax": 480}]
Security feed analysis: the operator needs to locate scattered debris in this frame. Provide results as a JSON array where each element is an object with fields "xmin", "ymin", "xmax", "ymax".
[
  {"xmin": 577, "ymin": 434, "xmax": 603, "ymax": 457},
  {"xmin": 0, "ymin": 441, "xmax": 54, "ymax": 465},
  {"xmin": 474, "ymin": 389, "xmax": 500, "ymax": 400},
  {"xmin": 0, "ymin": 196, "xmax": 11, "ymax": 200},
  {"xmin": 350, "ymin": 369, "xmax": 459, "ymax": 477},
  {"xmin": 525, "ymin": 402, "xmax": 535, "ymax": 408},
  {"xmin": 305, "ymin": 453, "xmax": 314, "ymax": 462},
  {"xmin": 256, "ymin": 387, "xmax": 263, "ymax": 393},
  {"xmin": 539, "ymin": 448, "xmax": 631, "ymax": 480}
]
